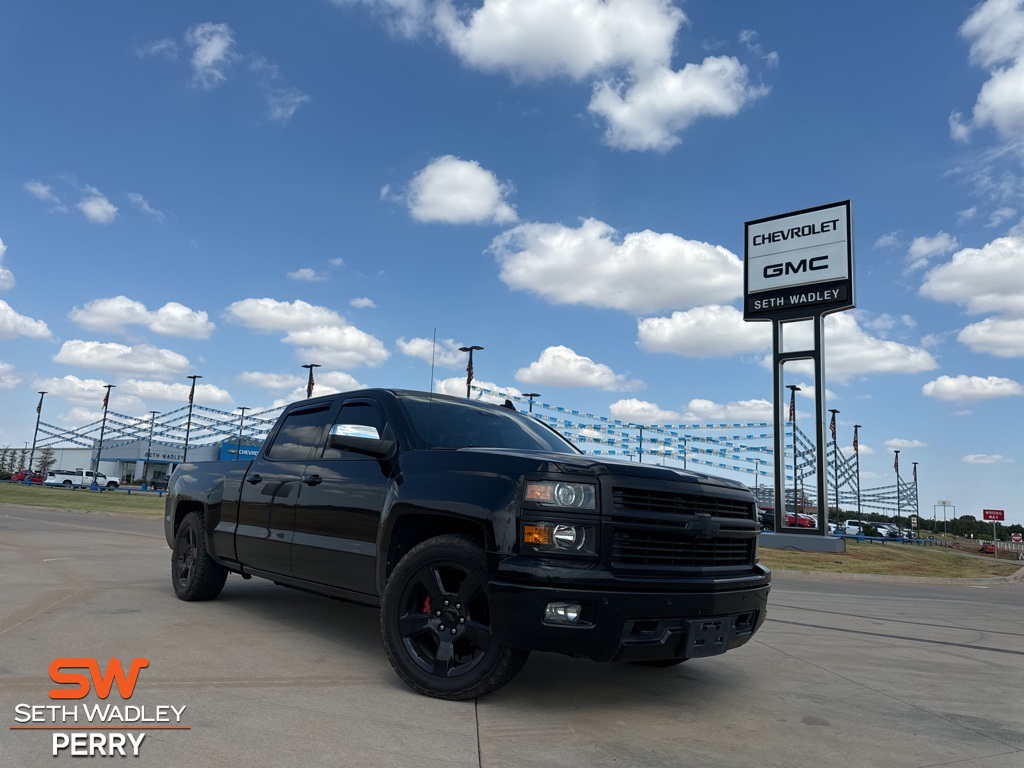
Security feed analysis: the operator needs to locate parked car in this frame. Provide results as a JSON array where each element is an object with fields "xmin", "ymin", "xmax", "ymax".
[
  {"xmin": 43, "ymin": 469, "xmax": 120, "ymax": 489},
  {"xmin": 10, "ymin": 470, "xmax": 45, "ymax": 484},
  {"xmin": 758, "ymin": 509, "xmax": 775, "ymax": 530},
  {"xmin": 786, "ymin": 512, "xmax": 816, "ymax": 528}
]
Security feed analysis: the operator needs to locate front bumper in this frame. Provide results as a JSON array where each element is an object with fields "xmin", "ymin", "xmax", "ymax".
[{"xmin": 488, "ymin": 575, "xmax": 770, "ymax": 663}]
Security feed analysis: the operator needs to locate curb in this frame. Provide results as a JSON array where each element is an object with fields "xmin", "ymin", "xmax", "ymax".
[{"xmin": 770, "ymin": 564, "xmax": 1024, "ymax": 585}]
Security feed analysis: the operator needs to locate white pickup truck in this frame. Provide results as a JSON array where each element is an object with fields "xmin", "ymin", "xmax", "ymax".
[{"xmin": 44, "ymin": 469, "xmax": 120, "ymax": 489}]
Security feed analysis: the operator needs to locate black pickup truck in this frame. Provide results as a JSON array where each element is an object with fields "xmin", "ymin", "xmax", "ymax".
[{"xmin": 165, "ymin": 389, "xmax": 769, "ymax": 700}]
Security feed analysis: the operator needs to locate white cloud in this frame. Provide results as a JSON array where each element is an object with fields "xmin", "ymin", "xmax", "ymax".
[
  {"xmin": 873, "ymin": 232, "xmax": 900, "ymax": 248},
  {"xmin": 24, "ymin": 180, "xmax": 64, "ymax": 209},
  {"xmin": 958, "ymin": 206, "xmax": 978, "ymax": 222},
  {"xmin": 287, "ymin": 268, "xmax": 327, "ymax": 282},
  {"xmin": 922, "ymin": 374, "xmax": 1024, "ymax": 402},
  {"xmin": 250, "ymin": 56, "xmax": 310, "ymax": 123},
  {"xmin": 432, "ymin": 0, "xmax": 767, "ymax": 151},
  {"xmin": 226, "ymin": 298, "xmax": 346, "ymax": 331},
  {"xmin": 0, "ymin": 300, "xmax": 51, "ymax": 340},
  {"xmin": 53, "ymin": 341, "xmax": 190, "ymax": 378},
  {"xmin": 782, "ymin": 314, "xmax": 938, "ymax": 383},
  {"xmin": 77, "ymin": 186, "xmax": 117, "ymax": 224},
  {"xmin": 953, "ymin": 0, "xmax": 1024, "ymax": 143},
  {"xmin": 637, "ymin": 305, "xmax": 770, "ymax": 357},
  {"xmin": 350, "ymin": 297, "xmax": 376, "ymax": 309},
  {"xmin": 958, "ymin": 316, "xmax": 1024, "ymax": 356},
  {"xmin": 68, "ymin": 296, "xmax": 214, "ymax": 339},
  {"xmin": 0, "ymin": 237, "xmax": 13, "ymax": 291},
  {"xmin": 238, "ymin": 371, "xmax": 303, "ymax": 391},
  {"xmin": 921, "ymin": 235, "xmax": 1024, "ymax": 316},
  {"xmin": 276, "ymin": 371, "xmax": 366, "ymax": 405},
  {"xmin": 607, "ymin": 398, "xmax": 681, "ymax": 423},
  {"xmin": 136, "ymin": 37, "xmax": 178, "ymax": 59},
  {"xmin": 678, "ymin": 397, "xmax": 774, "ymax": 424},
  {"xmin": 35, "ymin": 375, "xmax": 118, "ymax": 406},
  {"xmin": 0, "ymin": 361, "xmax": 20, "ymax": 390},
  {"xmin": 435, "ymin": 0, "xmax": 682, "ymax": 81},
  {"xmin": 284, "ymin": 326, "xmax": 390, "ymax": 369},
  {"xmin": 987, "ymin": 206, "xmax": 1017, "ymax": 226},
  {"xmin": 885, "ymin": 438, "xmax": 928, "ymax": 450},
  {"xmin": 406, "ymin": 156, "xmax": 517, "ymax": 224},
  {"xmin": 186, "ymin": 22, "xmax": 236, "ymax": 89},
  {"xmin": 118, "ymin": 378, "xmax": 232, "ymax": 405},
  {"xmin": 126, "ymin": 192, "xmax": 165, "ymax": 221},
  {"xmin": 434, "ymin": 376, "xmax": 521, "ymax": 404},
  {"xmin": 396, "ymin": 337, "xmax": 467, "ymax": 368},
  {"xmin": 906, "ymin": 231, "xmax": 958, "ymax": 271},
  {"xmin": 493, "ymin": 218, "xmax": 742, "ymax": 313},
  {"xmin": 515, "ymin": 345, "xmax": 644, "ymax": 391},
  {"xmin": 963, "ymin": 453, "xmax": 1014, "ymax": 464},
  {"xmin": 329, "ymin": 0, "xmax": 432, "ymax": 39},
  {"xmin": 226, "ymin": 298, "xmax": 388, "ymax": 368},
  {"xmin": 589, "ymin": 57, "xmax": 769, "ymax": 152}
]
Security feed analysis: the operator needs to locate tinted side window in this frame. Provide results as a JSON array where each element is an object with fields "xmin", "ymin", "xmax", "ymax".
[
  {"xmin": 322, "ymin": 401, "xmax": 391, "ymax": 459},
  {"xmin": 265, "ymin": 405, "xmax": 333, "ymax": 461}
]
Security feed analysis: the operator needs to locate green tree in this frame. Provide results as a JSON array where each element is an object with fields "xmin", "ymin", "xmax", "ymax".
[{"xmin": 37, "ymin": 446, "xmax": 56, "ymax": 475}]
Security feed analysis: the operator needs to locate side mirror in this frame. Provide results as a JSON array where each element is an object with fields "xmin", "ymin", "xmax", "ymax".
[{"xmin": 328, "ymin": 424, "xmax": 396, "ymax": 460}]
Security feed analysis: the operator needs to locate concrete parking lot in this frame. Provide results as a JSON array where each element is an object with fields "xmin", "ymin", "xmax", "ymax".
[{"xmin": 1, "ymin": 504, "xmax": 1022, "ymax": 767}]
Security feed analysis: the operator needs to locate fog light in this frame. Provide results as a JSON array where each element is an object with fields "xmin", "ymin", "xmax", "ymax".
[{"xmin": 544, "ymin": 601, "xmax": 582, "ymax": 624}]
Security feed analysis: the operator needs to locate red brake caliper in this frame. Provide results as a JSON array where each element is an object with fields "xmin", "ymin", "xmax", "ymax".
[{"xmin": 422, "ymin": 595, "xmax": 431, "ymax": 614}]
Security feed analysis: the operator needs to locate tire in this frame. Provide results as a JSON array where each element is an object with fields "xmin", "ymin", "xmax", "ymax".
[
  {"xmin": 380, "ymin": 534, "xmax": 529, "ymax": 701},
  {"xmin": 63, "ymin": 480, "xmax": 73, "ymax": 487},
  {"xmin": 106, "ymin": 482, "xmax": 118, "ymax": 489},
  {"xmin": 171, "ymin": 511, "xmax": 227, "ymax": 601}
]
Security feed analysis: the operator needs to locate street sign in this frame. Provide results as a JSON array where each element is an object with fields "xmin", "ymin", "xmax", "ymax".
[
  {"xmin": 983, "ymin": 509, "xmax": 1005, "ymax": 521},
  {"xmin": 1012, "ymin": 533, "xmax": 1022, "ymax": 543}
]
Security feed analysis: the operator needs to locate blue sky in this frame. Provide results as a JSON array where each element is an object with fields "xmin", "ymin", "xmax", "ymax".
[{"xmin": 2, "ymin": 1, "xmax": 1023, "ymax": 526}]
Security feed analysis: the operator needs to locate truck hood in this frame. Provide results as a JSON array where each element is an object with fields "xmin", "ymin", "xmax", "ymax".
[{"xmin": 457, "ymin": 448, "xmax": 750, "ymax": 492}]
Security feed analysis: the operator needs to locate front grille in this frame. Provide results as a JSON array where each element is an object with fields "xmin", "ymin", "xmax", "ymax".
[
  {"xmin": 613, "ymin": 487, "xmax": 753, "ymax": 520},
  {"xmin": 611, "ymin": 526, "xmax": 754, "ymax": 569},
  {"xmin": 608, "ymin": 484, "xmax": 755, "ymax": 571}
]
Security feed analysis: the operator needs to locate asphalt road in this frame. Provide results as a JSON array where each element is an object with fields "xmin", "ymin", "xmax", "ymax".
[{"xmin": 1, "ymin": 504, "xmax": 1022, "ymax": 768}]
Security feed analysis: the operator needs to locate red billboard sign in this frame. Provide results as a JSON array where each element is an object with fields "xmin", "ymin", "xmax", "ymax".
[{"xmin": 982, "ymin": 509, "xmax": 1005, "ymax": 521}]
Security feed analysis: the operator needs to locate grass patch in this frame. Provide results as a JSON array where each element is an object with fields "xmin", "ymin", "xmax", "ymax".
[
  {"xmin": 0, "ymin": 482, "xmax": 165, "ymax": 517},
  {"xmin": 760, "ymin": 539, "xmax": 1023, "ymax": 578}
]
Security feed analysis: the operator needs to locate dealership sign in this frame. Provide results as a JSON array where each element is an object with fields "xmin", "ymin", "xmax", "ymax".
[{"xmin": 744, "ymin": 200, "xmax": 854, "ymax": 320}]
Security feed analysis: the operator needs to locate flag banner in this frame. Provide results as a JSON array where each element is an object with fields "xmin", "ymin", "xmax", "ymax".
[
  {"xmin": 829, "ymin": 412, "xmax": 836, "ymax": 441},
  {"xmin": 853, "ymin": 426, "xmax": 859, "ymax": 453},
  {"xmin": 102, "ymin": 389, "xmax": 109, "ymax": 410},
  {"xmin": 788, "ymin": 390, "xmax": 796, "ymax": 422}
]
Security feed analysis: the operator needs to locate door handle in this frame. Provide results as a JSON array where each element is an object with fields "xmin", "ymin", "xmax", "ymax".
[
  {"xmin": 302, "ymin": 474, "xmax": 323, "ymax": 486},
  {"xmin": 246, "ymin": 473, "xmax": 263, "ymax": 484}
]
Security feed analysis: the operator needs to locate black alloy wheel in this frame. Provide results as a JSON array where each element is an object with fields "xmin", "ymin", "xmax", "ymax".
[
  {"xmin": 381, "ymin": 535, "xmax": 528, "ymax": 700},
  {"xmin": 171, "ymin": 511, "xmax": 227, "ymax": 601}
]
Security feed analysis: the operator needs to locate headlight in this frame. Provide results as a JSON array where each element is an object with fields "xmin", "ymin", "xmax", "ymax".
[
  {"xmin": 525, "ymin": 480, "xmax": 596, "ymax": 510},
  {"xmin": 522, "ymin": 522, "xmax": 597, "ymax": 556}
]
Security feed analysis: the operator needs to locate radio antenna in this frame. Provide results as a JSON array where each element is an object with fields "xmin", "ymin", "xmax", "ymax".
[{"xmin": 429, "ymin": 327, "xmax": 436, "ymax": 393}]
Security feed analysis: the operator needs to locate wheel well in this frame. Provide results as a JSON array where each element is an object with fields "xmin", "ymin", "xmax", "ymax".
[
  {"xmin": 172, "ymin": 500, "xmax": 204, "ymax": 538},
  {"xmin": 386, "ymin": 514, "xmax": 489, "ymax": 579}
]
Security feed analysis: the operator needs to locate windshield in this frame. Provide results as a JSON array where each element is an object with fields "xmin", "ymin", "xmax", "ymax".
[{"xmin": 399, "ymin": 394, "xmax": 579, "ymax": 454}]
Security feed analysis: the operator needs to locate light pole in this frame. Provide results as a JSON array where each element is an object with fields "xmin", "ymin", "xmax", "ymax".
[
  {"xmin": 893, "ymin": 449, "xmax": 901, "ymax": 522},
  {"xmin": 754, "ymin": 457, "xmax": 760, "ymax": 500},
  {"xmin": 236, "ymin": 407, "xmax": 249, "ymax": 460},
  {"xmin": 93, "ymin": 384, "xmax": 115, "ymax": 490},
  {"xmin": 301, "ymin": 363, "xmax": 321, "ymax": 398},
  {"xmin": 26, "ymin": 391, "xmax": 46, "ymax": 482},
  {"xmin": 142, "ymin": 410, "xmax": 158, "ymax": 489},
  {"xmin": 523, "ymin": 393, "xmax": 540, "ymax": 413},
  {"xmin": 829, "ymin": 408, "xmax": 840, "ymax": 527},
  {"xmin": 786, "ymin": 384, "xmax": 801, "ymax": 521},
  {"xmin": 459, "ymin": 345, "xmax": 483, "ymax": 398},
  {"xmin": 853, "ymin": 424, "xmax": 862, "ymax": 519},
  {"xmin": 182, "ymin": 375, "xmax": 202, "ymax": 463},
  {"xmin": 912, "ymin": 461, "xmax": 920, "ymax": 532}
]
